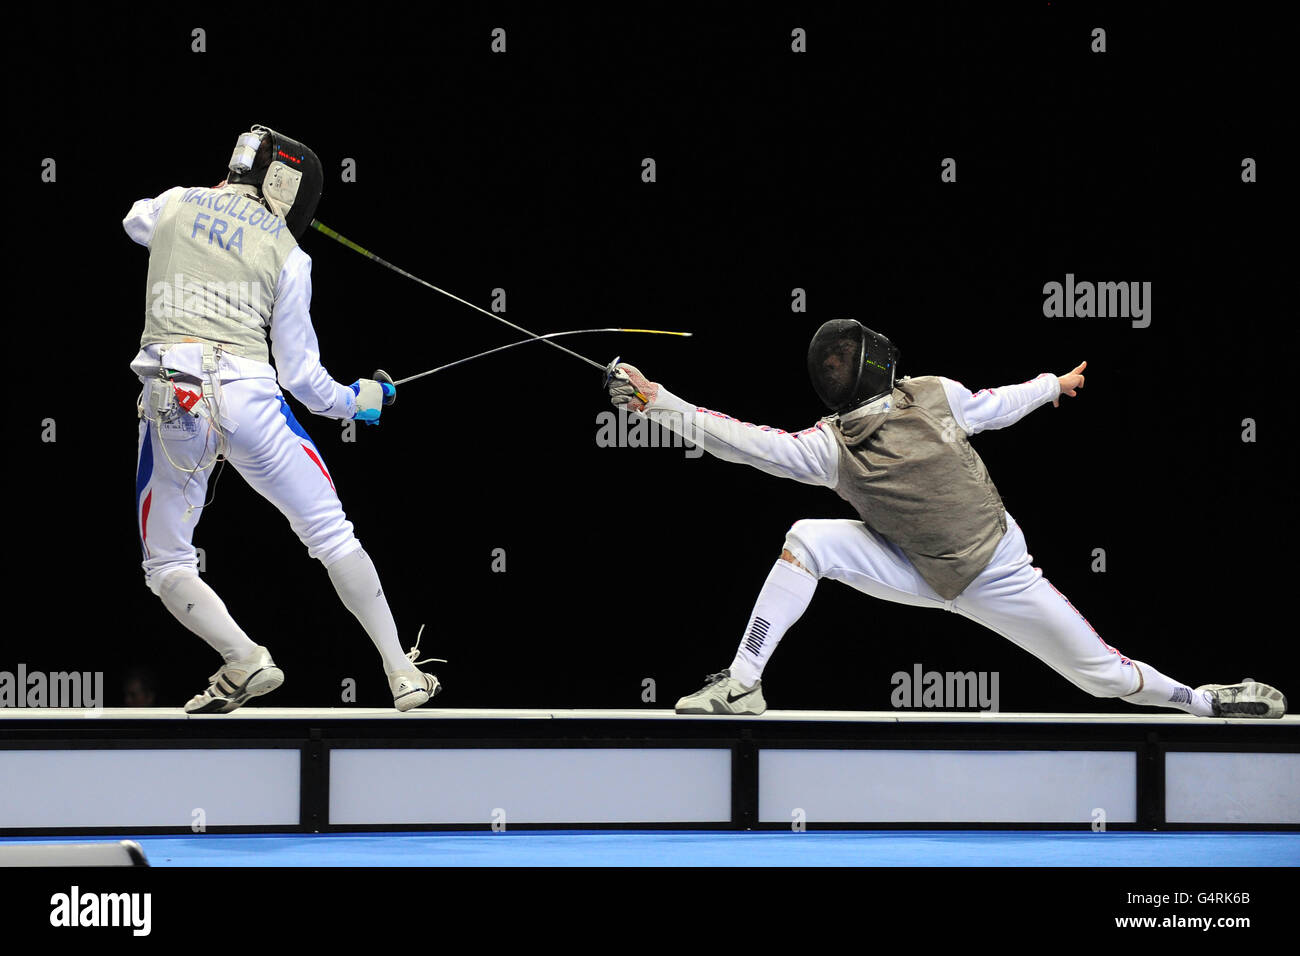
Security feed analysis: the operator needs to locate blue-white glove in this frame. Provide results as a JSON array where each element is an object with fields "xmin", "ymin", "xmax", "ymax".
[{"xmin": 351, "ymin": 378, "xmax": 396, "ymax": 423}]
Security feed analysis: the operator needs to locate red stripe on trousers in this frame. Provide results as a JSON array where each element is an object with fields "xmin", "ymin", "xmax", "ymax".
[
  {"xmin": 141, "ymin": 490, "xmax": 153, "ymax": 558},
  {"xmin": 1041, "ymin": 571, "xmax": 1130, "ymax": 665},
  {"xmin": 302, "ymin": 444, "xmax": 335, "ymax": 491}
]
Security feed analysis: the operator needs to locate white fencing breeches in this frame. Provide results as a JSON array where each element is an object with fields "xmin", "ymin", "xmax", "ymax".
[
  {"xmin": 135, "ymin": 375, "xmax": 360, "ymax": 594},
  {"xmin": 782, "ymin": 513, "xmax": 1141, "ymax": 699}
]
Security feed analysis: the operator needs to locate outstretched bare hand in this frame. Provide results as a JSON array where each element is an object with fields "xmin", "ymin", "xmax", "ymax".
[{"xmin": 1054, "ymin": 361, "xmax": 1086, "ymax": 407}]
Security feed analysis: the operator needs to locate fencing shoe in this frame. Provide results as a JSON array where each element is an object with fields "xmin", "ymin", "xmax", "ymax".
[
  {"xmin": 389, "ymin": 669, "xmax": 442, "ymax": 712},
  {"xmin": 675, "ymin": 669, "xmax": 766, "ymax": 715},
  {"xmin": 1194, "ymin": 679, "xmax": 1287, "ymax": 718},
  {"xmin": 184, "ymin": 646, "xmax": 284, "ymax": 714},
  {"xmin": 390, "ymin": 624, "xmax": 444, "ymax": 712}
]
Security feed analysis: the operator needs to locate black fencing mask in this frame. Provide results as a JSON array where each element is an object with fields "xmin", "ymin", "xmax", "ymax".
[
  {"xmin": 807, "ymin": 319, "xmax": 901, "ymax": 413},
  {"xmin": 227, "ymin": 125, "xmax": 323, "ymax": 240}
]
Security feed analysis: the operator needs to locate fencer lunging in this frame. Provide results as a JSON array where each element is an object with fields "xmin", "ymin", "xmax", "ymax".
[
  {"xmin": 125, "ymin": 124, "xmax": 442, "ymax": 713},
  {"xmin": 608, "ymin": 319, "xmax": 1286, "ymax": 718}
]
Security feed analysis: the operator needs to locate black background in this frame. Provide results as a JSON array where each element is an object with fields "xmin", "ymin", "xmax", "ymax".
[{"xmin": 8, "ymin": 4, "xmax": 1291, "ymax": 713}]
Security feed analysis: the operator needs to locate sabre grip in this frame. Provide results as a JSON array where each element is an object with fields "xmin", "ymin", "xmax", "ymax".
[
  {"xmin": 373, "ymin": 369, "xmax": 397, "ymax": 406},
  {"xmin": 604, "ymin": 358, "xmax": 654, "ymax": 408}
]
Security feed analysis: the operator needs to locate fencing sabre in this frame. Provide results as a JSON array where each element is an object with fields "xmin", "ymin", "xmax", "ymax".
[
  {"xmin": 379, "ymin": 328, "xmax": 691, "ymax": 404},
  {"xmin": 309, "ymin": 220, "xmax": 688, "ymax": 405}
]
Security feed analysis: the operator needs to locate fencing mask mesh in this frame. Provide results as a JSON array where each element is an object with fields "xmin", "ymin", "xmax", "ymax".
[
  {"xmin": 807, "ymin": 319, "xmax": 900, "ymax": 413},
  {"xmin": 227, "ymin": 125, "xmax": 323, "ymax": 240}
]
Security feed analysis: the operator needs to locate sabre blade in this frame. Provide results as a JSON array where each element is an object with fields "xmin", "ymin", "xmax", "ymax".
[
  {"xmin": 389, "ymin": 329, "xmax": 690, "ymax": 387},
  {"xmin": 311, "ymin": 219, "xmax": 608, "ymax": 372},
  {"xmin": 310, "ymin": 220, "xmax": 683, "ymax": 409}
]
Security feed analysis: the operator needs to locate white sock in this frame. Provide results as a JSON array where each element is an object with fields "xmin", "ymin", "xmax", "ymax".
[
  {"xmin": 326, "ymin": 547, "xmax": 413, "ymax": 675},
  {"xmin": 1123, "ymin": 660, "xmax": 1213, "ymax": 716},
  {"xmin": 729, "ymin": 559, "xmax": 818, "ymax": 687},
  {"xmin": 157, "ymin": 571, "xmax": 259, "ymax": 664}
]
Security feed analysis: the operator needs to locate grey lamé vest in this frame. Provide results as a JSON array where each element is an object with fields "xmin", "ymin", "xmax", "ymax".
[
  {"xmin": 139, "ymin": 184, "xmax": 298, "ymax": 363},
  {"xmin": 828, "ymin": 375, "xmax": 1006, "ymax": 600}
]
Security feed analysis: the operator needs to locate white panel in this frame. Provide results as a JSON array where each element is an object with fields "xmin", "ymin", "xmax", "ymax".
[
  {"xmin": 0, "ymin": 749, "xmax": 299, "ymax": 828},
  {"xmin": 760, "ymin": 749, "xmax": 1135, "ymax": 823},
  {"xmin": 6, "ymin": 707, "xmax": 1295, "ymax": 724},
  {"xmin": 0, "ymin": 841, "xmax": 144, "ymax": 866},
  {"xmin": 1166, "ymin": 752, "xmax": 1300, "ymax": 824},
  {"xmin": 330, "ymin": 748, "xmax": 731, "ymax": 824}
]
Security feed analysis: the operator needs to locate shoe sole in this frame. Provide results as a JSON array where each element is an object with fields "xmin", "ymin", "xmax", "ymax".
[
  {"xmin": 394, "ymin": 679, "xmax": 442, "ymax": 713},
  {"xmin": 187, "ymin": 666, "xmax": 284, "ymax": 715},
  {"xmin": 1215, "ymin": 698, "xmax": 1286, "ymax": 718},
  {"xmin": 672, "ymin": 700, "xmax": 766, "ymax": 716},
  {"xmin": 185, "ymin": 697, "xmax": 232, "ymax": 715},
  {"xmin": 1205, "ymin": 683, "xmax": 1287, "ymax": 719},
  {"xmin": 1216, "ymin": 702, "xmax": 1267, "ymax": 716}
]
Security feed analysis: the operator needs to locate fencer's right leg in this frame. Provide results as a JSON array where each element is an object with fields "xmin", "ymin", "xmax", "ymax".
[
  {"xmin": 675, "ymin": 552, "xmax": 815, "ymax": 715},
  {"xmin": 676, "ymin": 519, "xmax": 944, "ymax": 715},
  {"xmin": 327, "ymin": 547, "xmax": 442, "ymax": 711}
]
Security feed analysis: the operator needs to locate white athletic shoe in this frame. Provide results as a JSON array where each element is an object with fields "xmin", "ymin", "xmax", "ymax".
[
  {"xmin": 184, "ymin": 646, "xmax": 284, "ymax": 714},
  {"xmin": 675, "ymin": 669, "xmax": 766, "ymax": 715},
  {"xmin": 389, "ymin": 669, "xmax": 441, "ymax": 712},
  {"xmin": 390, "ymin": 624, "xmax": 444, "ymax": 712},
  {"xmin": 1194, "ymin": 678, "xmax": 1287, "ymax": 718}
]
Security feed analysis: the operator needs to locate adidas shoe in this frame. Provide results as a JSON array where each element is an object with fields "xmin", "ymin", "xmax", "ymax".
[
  {"xmin": 390, "ymin": 624, "xmax": 444, "ymax": 712},
  {"xmin": 184, "ymin": 646, "xmax": 284, "ymax": 714},
  {"xmin": 1194, "ymin": 678, "xmax": 1287, "ymax": 718},
  {"xmin": 675, "ymin": 669, "xmax": 766, "ymax": 715},
  {"xmin": 389, "ymin": 669, "xmax": 442, "ymax": 712}
]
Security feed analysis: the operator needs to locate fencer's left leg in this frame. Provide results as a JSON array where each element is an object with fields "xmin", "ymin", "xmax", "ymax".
[
  {"xmin": 137, "ymin": 390, "xmax": 263, "ymax": 665},
  {"xmin": 136, "ymin": 385, "xmax": 283, "ymax": 713},
  {"xmin": 952, "ymin": 513, "xmax": 1214, "ymax": 716},
  {"xmin": 220, "ymin": 381, "xmax": 438, "ymax": 709}
]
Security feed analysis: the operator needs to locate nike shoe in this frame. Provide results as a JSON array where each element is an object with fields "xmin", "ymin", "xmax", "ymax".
[
  {"xmin": 675, "ymin": 669, "xmax": 766, "ymax": 715},
  {"xmin": 184, "ymin": 646, "xmax": 284, "ymax": 714},
  {"xmin": 1194, "ymin": 678, "xmax": 1287, "ymax": 718}
]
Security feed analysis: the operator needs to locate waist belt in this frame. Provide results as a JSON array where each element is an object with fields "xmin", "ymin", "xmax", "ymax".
[
  {"xmin": 148, "ymin": 343, "xmax": 230, "ymax": 428},
  {"xmin": 149, "ymin": 335, "xmax": 254, "ymax": 359}
]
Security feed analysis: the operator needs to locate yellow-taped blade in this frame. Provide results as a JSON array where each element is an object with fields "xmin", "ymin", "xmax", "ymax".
[{"xmin": 309, "ymin": 221, "xmax": 696, "ymax": 374}]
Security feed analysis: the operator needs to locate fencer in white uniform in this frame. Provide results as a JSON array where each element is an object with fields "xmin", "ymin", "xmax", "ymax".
[
  {"xmin": 125, "ymin": 125, "xmax": 441, "ymax": 713},
  {"xmin": 609, "ymin": 320, "xmax": 1286, "ymax": 718}
]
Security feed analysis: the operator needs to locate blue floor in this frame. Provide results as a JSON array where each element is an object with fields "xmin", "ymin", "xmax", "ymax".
[{"xmin": 5, "ymin": 831, "xmax": 1299, "ymax": 866}]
